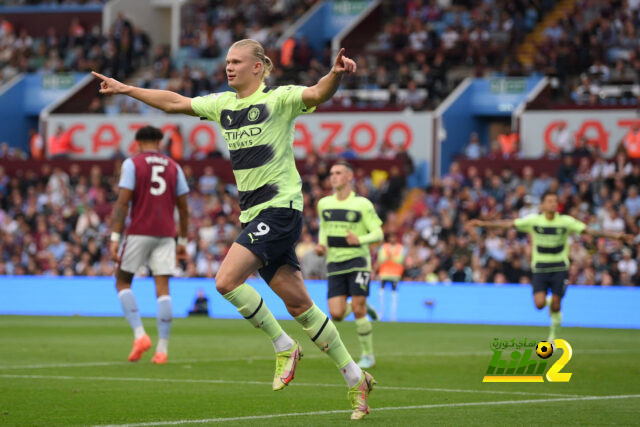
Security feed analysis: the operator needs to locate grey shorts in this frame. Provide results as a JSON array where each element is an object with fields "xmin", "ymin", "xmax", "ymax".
[{"xmin": 119, "ymin": 235, "xmax": 176, "ymax": 276}]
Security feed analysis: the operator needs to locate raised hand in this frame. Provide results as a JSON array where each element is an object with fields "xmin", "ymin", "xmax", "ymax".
[
  {"xmin": 91, "ymin": 71, "xmax": 128, "ymax": 95},
  {"xmin": 332, "ymin": 48, "xmax": 357, "ymax": 74}
]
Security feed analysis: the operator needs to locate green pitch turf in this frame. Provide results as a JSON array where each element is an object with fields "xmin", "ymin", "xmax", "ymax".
[{"xmin": 0, "ymin": 316, "xmax": 638, "ymax": 426}]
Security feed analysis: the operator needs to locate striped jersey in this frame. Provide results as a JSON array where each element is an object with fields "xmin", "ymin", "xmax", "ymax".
[
  {"xmin": 318, "ymin": 191, "xmax": 383, "ymax": 276},
  {"xmin": 191, "ymin": 84, "xmax": 315, "ymax": 223},
  {"xmin": 514, "ymin": 213, "xmax": 586, "ymax": 273}
]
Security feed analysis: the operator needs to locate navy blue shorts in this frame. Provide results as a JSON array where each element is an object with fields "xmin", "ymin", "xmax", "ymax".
[
  {"xmin": 532, "ymin": 271, "xmax": 569, "ymax": 297},
  {"xmin": 236, "ymin": 208, "xmax": 302, "ymax": 284},
  {"xmin": 328, "ymin": 270, "xmax": 371, "ymax": 298}
]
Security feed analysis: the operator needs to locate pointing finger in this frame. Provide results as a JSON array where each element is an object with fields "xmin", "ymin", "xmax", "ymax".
[{"xmin": 91, "ymin": 71, "xmax": 108, "ymax": 81}]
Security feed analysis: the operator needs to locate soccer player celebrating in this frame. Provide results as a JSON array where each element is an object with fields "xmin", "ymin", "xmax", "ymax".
[
  {"xmin": 468, "ymin": 191, "xmax": 633, "ymax": 342},
  {"xmin": 315, "ymin": 161, "xmax": 384, "ymax": 369},
  {"xmin": 93, "ymin": 40, "xmax": 375, "ymax": 419},
  {"xmin": 110, "ymin": 126, "xmax": 190, "ymax": 364}
]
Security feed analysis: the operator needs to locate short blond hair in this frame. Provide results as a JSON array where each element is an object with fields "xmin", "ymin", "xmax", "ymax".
[{"xmin": 230, "ymin": 39, "xmax": 273, "ymax": 80}]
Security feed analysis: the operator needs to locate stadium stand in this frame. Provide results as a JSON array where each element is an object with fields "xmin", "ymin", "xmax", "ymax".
[
  {"xmin": 0, "ymin": 2, "xmax": 149, "ymax": 88},
  {"xmin": 109, "ymin": 0, "xmax": 554, "ymax": 113},
  {"xmin": 1, "ymin": 142, "xmax": 639, "ymax": 285}
]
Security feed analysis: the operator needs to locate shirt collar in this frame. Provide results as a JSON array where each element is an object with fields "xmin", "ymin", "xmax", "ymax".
[{"xmin": 236, "ymin": 83, "xmax": 265, "ymax": 102}]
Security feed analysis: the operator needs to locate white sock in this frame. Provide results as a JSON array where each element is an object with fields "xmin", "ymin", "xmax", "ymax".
[
  {"xmin": 156, "ymin": 295, "xmax": 172, "ymax": 340},
  {"xmin": 378, "ymin": 288, "xmax": 385, "ymax": 320},
  {"xmin": 341, "ymin": 360, "xmax": 363, "ymax": 388},
  {"xmin": 391, "ymin": 291, "xmax": 398, "ymax": 322},
  {"xmin": 272, "ymin": 331, "xmax": 295, "ymax": 353},
  {"xmin": 156, "ymin": 338, "xmax": 169, "ymax": 354},
  {"xmin": 133, "ymin": 326, "xmax": 145, "ymax": 339},
  {"xmin": 118, "ymin": 288, "xmax": 146, "ymax": 339}
]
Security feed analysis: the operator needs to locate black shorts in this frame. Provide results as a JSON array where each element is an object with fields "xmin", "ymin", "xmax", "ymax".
[
  {"xmin": 532, "ymin": 271, "xmax": 569, "ymax": 298},
  {"xmin": 380, "ymin": 279, "xmax": 399, "ymax": 291},
  {"xmin": 236, "ymin": 208, "xmax": 302, "ymax": 284},
  {"xmin": 327, "ymin": 270, "xmax": 371, "ymax": 298}
]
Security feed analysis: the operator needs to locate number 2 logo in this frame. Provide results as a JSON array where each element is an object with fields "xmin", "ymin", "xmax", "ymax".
[
  {"xmin": 150, "ymin": 165, "xmax": 167, "ymax": 196},
  {"xmin": 546, "ymin": 339, "xmax": 573, "ymax": 382}
]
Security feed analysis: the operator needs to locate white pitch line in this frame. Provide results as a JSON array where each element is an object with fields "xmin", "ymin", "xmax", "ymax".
[
  {"xmin": 93, "ymin": 394, "xmax": 640, "ymax": 426},
  {"xmin": 0, "ymin": 374, "xmax": 584, "ymax": 397},
  {"xmin": 2, "ymin": 348, "xmax": 635, "ymax": 371}
]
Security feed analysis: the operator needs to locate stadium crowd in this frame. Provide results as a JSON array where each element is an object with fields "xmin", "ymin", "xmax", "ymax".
[
  {"xmin": 0, "ymin": 7, "xmax": 150, "ymax": 86},
  {"xmin": 115, "ymin": 0, "xmax": 553, "ymax": 113},
  {"xmin": 1, "ymin": 138, "xmax": 639, "ymax": 286},
  {"xmin": 532, "ymin": 0, "xmax": 640, "ymax": 104}
]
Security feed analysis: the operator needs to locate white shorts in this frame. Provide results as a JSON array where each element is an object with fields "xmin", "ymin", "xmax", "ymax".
[{"xmin": 119, "ymin": 235, "xmax": 176, "ymax": 276}]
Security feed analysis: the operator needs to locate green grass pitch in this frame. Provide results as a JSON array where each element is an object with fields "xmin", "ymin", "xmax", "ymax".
[{"xmin": 1, "ymin": 316, "xmax": 638, "ymax": 425}]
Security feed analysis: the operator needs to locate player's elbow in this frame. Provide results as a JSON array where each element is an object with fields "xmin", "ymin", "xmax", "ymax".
[
  {"xmin": 165, "ymin": 97, "xmax": 193, "ymax": 115},
  {"xmin": 302, "ymin": 87, "xmax": 324, "ymax": 108}
]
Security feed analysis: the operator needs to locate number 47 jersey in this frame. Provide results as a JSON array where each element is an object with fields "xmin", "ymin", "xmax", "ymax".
[{"xmin": 119, "ymin": 151, "xmax": 190, "ymax": 237}]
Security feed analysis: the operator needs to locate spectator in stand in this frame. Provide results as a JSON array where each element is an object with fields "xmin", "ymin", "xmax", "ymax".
[
  {"xmin": 198, "ymin": 166, "xmax": 219, "ymax": 196},
  {"xmin": 621, "ymin": 122, "xmax": 640, "ymax": 159},
  {"xmin": 555, "ymin": 122, "xmax": 574, "ymax": 156},
  {"xmin": 497, "ymin": 131, "xmax": 519, "ymax": 158},
  {"xmin": 29, "ymin": 129, "xmax": 44, "ymax": 160},
  {"xmin": 557, "ymin": 155, "xmax": 576, "ymax": 185},
  {"xmin": 624, "ymin": 185, "xmax": 640, "ymax": 219},
  {"xmin": 463, "ymin": 132, "xmax": 483, "ymax": 159},
  {"xmin": 571, "ymin": 136, "xmax": 595, "ymax": 158}
]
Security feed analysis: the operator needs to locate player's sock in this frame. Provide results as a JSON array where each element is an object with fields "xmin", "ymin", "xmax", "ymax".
[
  {"xmin": 272, "ymin": 331, "xmax": 295, "ymax": 353},
  {"xmin": 118, "ymin": 289, "xmax": 145, "ymax": 339},
  {"xmin": 344, "ymin": 301, "xmax": 353, "ymax": 319},
  {"xmin": 355, "ymin": 316, "xmax": 373, "ymax": 356},
  {"xmin": 549, "ymin": 310, "xmax": 562, "ymax": 341},
  {"xmin": 391, "ymin": 290, "xmax": 398, "ymax": 322},
  {"xmin": 156, "ymin": 295, "xmax": 172, "ymax": 354},
  {"xmin": 295, "ymin": 304, "xmax": 354, "ymax": 373},
  {"xmin": 223, "ymin": 283, "xmax": 286, "ymax": 342},
  {"xmin": 341, "ymin": 360, "xmax": 364, "ymax": 388},
  {"xmin": 378, "ymin": 287, "xmax": 385, "ymax": 320},
  {"xmin": 156, "ymin": 338, "xmax": 169, "ymax": 354},
  {"xmin": 545, "ymin": 296, "xmax": 551, "ymax": 308}
]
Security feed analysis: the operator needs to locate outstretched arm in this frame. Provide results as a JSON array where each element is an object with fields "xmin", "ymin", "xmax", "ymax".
[
  {"xmin": 302, "ymin": 48, "xmax": 356, "ymax": 108},
  {"xmin": 91, "ymin": 71, "xmax": 196, "ymax": 116},
  {"xmin": 468, "ymin": 219, "xmax": 515, "ymax": 229},
  {"xmin": 583, "ymin": 228, "xmax": 635, "ymax": 243}
]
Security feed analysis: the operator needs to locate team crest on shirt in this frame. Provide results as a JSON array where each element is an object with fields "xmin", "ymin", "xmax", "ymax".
[
  {"xmin": 248, "ymin": 107, "xmax": 260, "ymax": 122},
  {"xmin": 346, "ymin": 211, "xmax": 357, "ymax": 222}
]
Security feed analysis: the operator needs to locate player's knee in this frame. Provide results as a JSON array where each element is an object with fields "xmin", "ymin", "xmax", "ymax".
[
  {"xmin": 329, "ymin": 310, "xmax": 344, "ymax": 321},
  {"xmin": 352, "ymin": 306, "xmax": 366, "ymax": 318},
  {"xmin": 214, "ymin": 271, "xmax": 237, "ymax": 295},
  {"xmin": 534, "ymin": 301, "xmax": 545, "ymax": 310},
  {"xmin": 285, "ymin": 299, "xmax": 312, "ymax": 318},
  {"xmin": 115, "ymin": 270, "xmax": 133, "ymax": 291}
]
